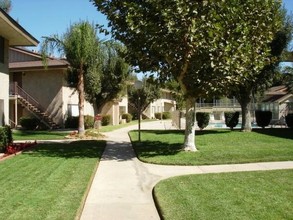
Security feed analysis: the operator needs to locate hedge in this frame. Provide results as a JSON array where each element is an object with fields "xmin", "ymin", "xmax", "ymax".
[
  {"xmin": 285, "ymin": 113, "xmax": 293, "ymax": 128},
  {"xmin": 196, "ymin": 112, "xmax": 210, "ymax": 130},
  {"xmin": 19, "ymin": 117, "xmax": 39, "ymax": 130},
  {"xmin": 224, "ymin": 112, "xmax": 240, "ymax": 130},
  {"xmin": 255, "ymin": 110, "xmax": 272, "ymax": 129},
  {"xmin": 122, "ymin": 113, "xmax": 133, "ymax": 123}
]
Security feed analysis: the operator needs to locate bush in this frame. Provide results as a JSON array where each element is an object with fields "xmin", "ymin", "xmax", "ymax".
[
  {"xmin": 154, "ymin": 112, "xmax": 162, "ymax": 120},
  {"xmin": 162, "ymin": 112, "xmax": 171, "ymax": 119},
  {"xmin": 224, "ymin": 112, "xmax": 240, "ymax": 130},
  {"xmin": 285, "ymin": 113, "xmax": 293, "ymax": 129},
  {"xmin": 196, "ymin": 112, "xmax": 210, "ymax": 130},
  {"xmin": 84, "ymin": 115, "xmax": 94, "ymax": 129},
  {"xmin": 255, "ymin": 110, "xmax": 272, "ymax": 128},
  {"xmin": 122, "ymin": 113, "xmax": 133, "ymax": 123},
  {"xmin": 19, "ymin": 117, "xmax": 39, "ymax": 130},
  {"xmin": 102, "ymin": 115, "xmax": 111, "ymax": 126},
  {"xmin": 0, "ymin": 127, "xmax": 7, "ymax": 153},
  {"xmin": 65, "ymin": 116, "xmax": 79, "ymax": 129},
  {"xmin": 0, "ymin": 126, "xmax": 13, "ymax": 153}
]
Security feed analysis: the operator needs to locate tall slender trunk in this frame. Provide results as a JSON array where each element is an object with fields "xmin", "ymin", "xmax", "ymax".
[
  {"xmin": 78, "ymin": 65, "xmax": 85, "ymax": 136},
  {"xmin": 183, "ymin": 96, "xmax": 197, "ymax": 151}
]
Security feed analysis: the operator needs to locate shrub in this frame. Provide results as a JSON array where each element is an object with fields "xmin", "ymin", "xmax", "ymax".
[
  {"xmin": 65, "ymin": 116, "xmax": 79, "ymax": 129},
  {"xmin": 285, "ymin": 113, "xmax": 293, "ymax": 129},
  {"xmin": 122, "ymin": 113, "xmax": 133, "ymax": 123},
  {"xmin": 154, "ymin": 112, "xmax": 162, "ymax": 120},
  {"xmin": 0, "ymin": 125, "xmax": 13, "ymax": 153},
  {"xmin": 162, "ymin": 111, "xmax": 171, "ymax": 119},
  {"xmin": 4, "ymin": 125, "xmax": 13, "ymax": 145},
  {"xmin": 196, "ymin": 112, "xmax": 210, "ymax": 130},
  {"xmin": 84, "ymin": 115, "xmax": 94, "ymax": 129},
  {"xmin": 0, "ymin": 127, "xmax": 7, "ymax": 153},
  {"xmin": 224, "ymin": 112, "xmax": 240, "ymax": 130},
  {"xmin": 255, "ymin": 110, "xmax": 272, "ymax": 128},
  {"xmin": 19, "ymin": 117, "xmax": 39, "ymax": 130},
  {"xmin": 102, "ymin": 115, "xmax": 111, "ymax": 126}
]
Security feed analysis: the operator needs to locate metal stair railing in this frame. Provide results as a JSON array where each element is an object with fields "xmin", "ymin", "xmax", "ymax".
[
  {"xmin": 10, "ymin": 82, "xmax": 46, "ymax": 113},
  {"xmin": 10, "ymin": 82, "xmax": 58, "ymax": 129}
]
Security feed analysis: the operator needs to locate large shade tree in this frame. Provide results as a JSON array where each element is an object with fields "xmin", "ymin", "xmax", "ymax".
[
  {"xmin": 91, "ymin": 0, "xmax": 284, "ymax": 151},
  {"xmin": 225, "ymin": 5, "xmax": 292, "ymax": 131},
  {"xmin": 42, "ymin": 21, "xmax": 100, "ymax": 136}
]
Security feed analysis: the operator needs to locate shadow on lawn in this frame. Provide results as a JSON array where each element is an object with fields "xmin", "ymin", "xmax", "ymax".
[
  {"xmin": 253, "ymin": 128, "xmax": 293, "ymax": 140},
  {"xmin": 141, "ymin": 129, "xmax": 231, "ymax": 136},
  {"xmin": 23, "ymin": 140, "xmax": 106, "ymax": 159}
]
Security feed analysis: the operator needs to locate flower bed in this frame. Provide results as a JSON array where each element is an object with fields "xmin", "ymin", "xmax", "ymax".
[{"xmin": 1, "ymin": 141, "xmax": 37, "ymax": 159}]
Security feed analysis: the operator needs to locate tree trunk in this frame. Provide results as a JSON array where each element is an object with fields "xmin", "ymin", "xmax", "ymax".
[
  {"xmin": 237, "ymin": 89, "xmax": 253, "ymax": 132},
  {"xmin": 183, "ymin": 96, "xmax": 197, "ymax": 151},
  {"xmin": 78, "ymin": 66, "xmax": 85, "ymax": 136}
]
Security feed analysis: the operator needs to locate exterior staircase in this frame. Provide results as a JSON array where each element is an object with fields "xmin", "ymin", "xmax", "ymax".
[{"xmin": 10, "ymin": 83, "xmax": 59, "ymax": 129}]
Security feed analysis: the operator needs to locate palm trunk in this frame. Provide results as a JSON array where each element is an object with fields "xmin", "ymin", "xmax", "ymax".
[
  {"xmin": 78, "ymin": 66, "xmax": 85, "ymax": 136},
  {"xmin": 183, "ymin": 96, "xmax": 197, "ymax": 151}
]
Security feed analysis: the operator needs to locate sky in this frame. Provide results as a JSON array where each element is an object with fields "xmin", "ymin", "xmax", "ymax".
[
  {"xmin": 8, "ymin": 0, "xmax": 293, "ymax": 58},
  {"xmin": 10, "ymin": 0, "xmax": 109, "ymax": 48}
]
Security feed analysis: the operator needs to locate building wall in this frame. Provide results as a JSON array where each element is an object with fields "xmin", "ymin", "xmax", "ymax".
[
  {"xmin": 62, "ymin": 86, "xmax": 95, "ymax": 123},
  {"xmin": 10, "ymin": 67, "xmax": 95, "ymax": 127},
  {"xmin": 0, "ymin": 39, "xmax": 9, "ymax": 126}
]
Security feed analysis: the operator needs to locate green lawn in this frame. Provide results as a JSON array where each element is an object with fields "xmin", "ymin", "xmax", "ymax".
[
  {"xmin": 0, "ymin": 140, "xmax": 106, "ymax": 219},
  {"xmin": 129, "ymin": 128, "xmax": 293, "ymax": 165},
  {"xmin": 13, "ymin": 130, "xmax": 70, "ymax": 140},
  {"xmin": 154, "ymin": 170, "xmax": 293, "ymax": 220},
  {"xmin": 12, "ymin": 119, "xmax": 155, "ymax": 141}
]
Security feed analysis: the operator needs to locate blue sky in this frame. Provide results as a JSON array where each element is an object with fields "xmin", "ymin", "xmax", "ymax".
[
  {"xmin": 10, "ymin": 0, "xmax": 109, "ymax": 46},
  {"xmin": 9, "ymin": 0, "xmax": 293, "ymax": 52}
]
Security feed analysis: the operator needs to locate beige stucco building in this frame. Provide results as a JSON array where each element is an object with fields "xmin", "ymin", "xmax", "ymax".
[
  {"xmin": 0, "ymin": 8, "xmax": 38, "ymax": 126},
  {"xmin": 143, "ymin": 89, "xmax": 176, "ymax": 119},
  {"xmin": 9, "ymin": 47, "xmax": 96, "ymax": 128},
  {"xmin": 8, "ymin": 47, "xmax": 131, "ymax": 127}
]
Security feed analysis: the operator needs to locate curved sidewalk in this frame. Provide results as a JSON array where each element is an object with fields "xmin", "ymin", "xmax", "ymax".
[{"xmin": 80, "ymin": 120, "xmax": 293, "ymax": 220}]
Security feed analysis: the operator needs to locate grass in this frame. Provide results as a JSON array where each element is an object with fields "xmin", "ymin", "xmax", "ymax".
[
  {"xmin": 0, "ymin": 140, "xmax": 106, "ymax": 219},
  {"xmin": 11, "ymin": 119, "xmax": 156, "ymax": 141},
  {"xmin": 129, "ymin": 128, "xmax": 293, "ymax": 165},
  {"xmin": 154, "ymin": 170, "xmax": 293, "ymax": 220},
  {"xmin": 99, "ymin": 119, "xmax": 156, "ymax": 132},
  {"xmin": 13, "ymin": 130, "xmax": 70, "ymax": 140}
]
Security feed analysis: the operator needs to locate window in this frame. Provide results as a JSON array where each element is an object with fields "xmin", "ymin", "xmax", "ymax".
[
  {"xmin": 68, "ymin": 104, "xmax": 79, "ymax": 117},
  {"xmin": 0, "ymin": 36, "xmax": 4, "ymax": 64}
]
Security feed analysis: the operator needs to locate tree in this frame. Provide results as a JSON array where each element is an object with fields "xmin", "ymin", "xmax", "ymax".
[
  {"xmin": 41, "ymin": 21, "xmax": 100, "ymax": 136},
  {"xmin": 84, "ymin": 40, "xmax": 130, "ymax": 113},
  {"xmin": 91, "ymin": 0, "xmax": 284, "ymax": 150},
  {"xmin": 128, "ymin": 77, "xmax": 161, "ymax": 117},
  {"xmin": 0, "ymin": 0, "xmax": 11, "ymax": 13},
  {"xmin": 282, "ymin": 66, "xmax": 293, "ymax": 93},
  {"xmin": 226, "ymin": 5, "xmax": 292, "ymax": 131}
]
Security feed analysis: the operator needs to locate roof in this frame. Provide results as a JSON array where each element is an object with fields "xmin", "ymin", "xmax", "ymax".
[
  {"xmin": 265, "ymin": 85, "xmax": 288, "ymax": 95},
  {"xmin": 262, "ymin": 85, "xmax": 292, "ymax": 103},
  {"xmin": 0, "ymin": 8, "xmax": 38, "ymax": 46},
  {"xmin": 9, "ymin": 47, "xmax": 69, "ymax": 71}
]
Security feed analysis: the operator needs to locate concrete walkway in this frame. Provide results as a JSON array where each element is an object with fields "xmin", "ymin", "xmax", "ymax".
[{"xmin": 80, "ymin": 120, "xmax": 293, "ymax": 220}]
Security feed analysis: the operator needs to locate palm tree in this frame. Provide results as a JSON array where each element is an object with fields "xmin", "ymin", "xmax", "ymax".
[
  {"xmin": 0, "ymin": 0, "xmax": 11, "ymax": 13},
  {"xmin": 41, "ymin": 21, "xmax": 99, "ymax": 136}
]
